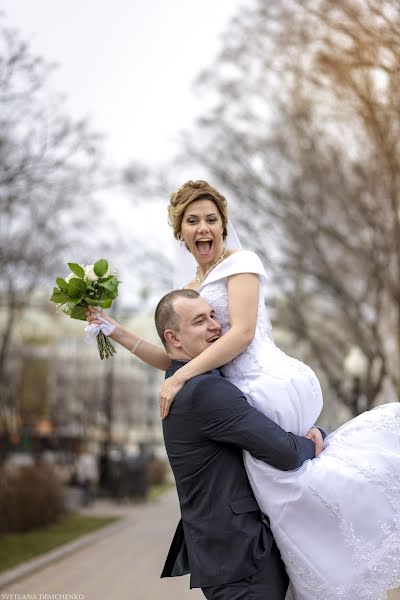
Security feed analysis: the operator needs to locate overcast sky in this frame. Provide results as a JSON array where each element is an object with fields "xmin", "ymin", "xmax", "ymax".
[
  {"xmin": 2, "ymin": 0, "xmax": 247, "ymax": 166},
  {"xmin": 2, "ymin": 1, "xmax": 250, "ymax": 299}
]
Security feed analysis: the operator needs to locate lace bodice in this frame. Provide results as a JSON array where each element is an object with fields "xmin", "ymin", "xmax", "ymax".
[
  {"xmin": 200, "ymin": 278, "xmax": 287, "ymax": 379},
  {"xmin": 199, "ymin": 268, "xmax": 323, "ymax": 435},
  {"xmin": 200, "ymin": 276, "xmax": 274, "ymax": 345}
]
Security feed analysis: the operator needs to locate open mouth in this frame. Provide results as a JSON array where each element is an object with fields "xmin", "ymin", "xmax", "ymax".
[
  {"xmin": 207, "ymin": 335, "xmax": 220, "ymax": 344},
  {"xmin": 195, "ymin": 238, "xmax": 213, "ymax": 255}
]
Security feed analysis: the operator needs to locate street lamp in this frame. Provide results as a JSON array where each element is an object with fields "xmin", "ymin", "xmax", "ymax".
[
  {"xmin": 344, "ymin": 346, "xmax": 368, "ymax": 416},
  {"xmin": 101, "ymin": 356, "xmax": 114, "ymax": 485}
]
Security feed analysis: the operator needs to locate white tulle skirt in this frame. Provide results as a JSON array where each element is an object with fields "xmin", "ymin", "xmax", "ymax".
[{"xmin": 242, "ymin": 392, "xmax": 400, "ymax": 600}]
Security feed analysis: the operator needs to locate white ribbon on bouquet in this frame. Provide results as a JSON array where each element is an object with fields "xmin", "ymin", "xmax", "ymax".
[{"xmin": 84, "ymin": 314, "xmax": 116, "ymax": 344}]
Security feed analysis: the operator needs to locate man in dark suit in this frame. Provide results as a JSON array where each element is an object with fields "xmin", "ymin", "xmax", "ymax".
[{"xmin": 156, "ymin": 289, "xmax": 323, "ymax": 600}]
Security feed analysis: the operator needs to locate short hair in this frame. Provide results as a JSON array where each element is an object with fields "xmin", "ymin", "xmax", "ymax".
[
  {"xmin": 154, "ymin": 289, "xmax": 200, "ymax": 348},
  {"xmin": 168, "ymin": 180, "xmax": 228, "ymax": 241}
]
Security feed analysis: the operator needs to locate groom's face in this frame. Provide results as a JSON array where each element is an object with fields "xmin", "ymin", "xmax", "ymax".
[{"xmin": 168, "ymin": 296, "xmax": 221, "ymax": 359}]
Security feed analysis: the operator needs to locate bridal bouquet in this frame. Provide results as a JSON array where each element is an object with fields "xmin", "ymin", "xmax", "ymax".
[{"xmin": 50, "ymin": 259, "xmax": 120, "ymax": 359}]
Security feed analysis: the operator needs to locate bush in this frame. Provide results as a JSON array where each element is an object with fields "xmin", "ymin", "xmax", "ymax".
[
  {"xmin": 0, "ymin": 464, "xmax": 66, "ymax": 533},
  {"xmin": 146, "ymin": 458, "xmax": 168, "ymax": 486}
]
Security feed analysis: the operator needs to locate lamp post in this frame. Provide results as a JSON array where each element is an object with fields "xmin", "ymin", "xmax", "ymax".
[
  {"xmin": 102, "ymin": 356, "xmax": 114, "ymax": 486},
  {"xmin": 99, "ymin": 302, "xmax": 119, "ymax": 495},
  {"xmin": 344, "ymin": 346, "xmax": 368, "ymax": 416}
]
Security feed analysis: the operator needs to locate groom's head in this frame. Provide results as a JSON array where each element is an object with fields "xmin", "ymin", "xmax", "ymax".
[{"xmin": 155, "ymin": 289, "xmax": 221, "ymax": 360}]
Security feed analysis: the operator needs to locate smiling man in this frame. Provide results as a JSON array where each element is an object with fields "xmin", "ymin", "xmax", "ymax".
[{"xmin": 156, "ymin": 288, "xmax": 322, "ymax": 600}]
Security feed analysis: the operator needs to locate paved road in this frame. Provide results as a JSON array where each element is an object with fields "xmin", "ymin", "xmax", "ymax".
[
  {"xmin": 3, "ymin": 488, "xmax": 400, "ymax": 600},
  {"xmin": 4, "ymin": 490, "xmax": 202, "ymax": 600}
]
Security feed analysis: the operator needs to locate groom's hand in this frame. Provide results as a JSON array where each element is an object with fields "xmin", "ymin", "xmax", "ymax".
[{"xmin": 304, "ymin": 427, "xmax": 325, "ymax": 457}]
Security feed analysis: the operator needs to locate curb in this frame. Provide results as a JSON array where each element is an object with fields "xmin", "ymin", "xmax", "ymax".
[{"xmin": 0, "ymin": 516, "xmax": 128, "ymax": 591}]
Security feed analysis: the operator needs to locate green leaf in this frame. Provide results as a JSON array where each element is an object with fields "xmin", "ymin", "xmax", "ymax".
[
  {"xmin": 50, "ymin": 290, "xmax": 69, "ymax": 304},
  {"xmin": 83, "ymin": 297, "xmax": 103, "ymax": 306},
  {"xmin": 68, "ymin": 278, "xmax": 87, "ymax": 298},
  {"xmin": 103, "ymin": 289, "xmax": 118, "ymax": 300},
  {"xmin": 100, "ymin": 298, "xmax": 113, "ymax": 309},
  {"xmin": 68, "ymin": 263, "xmax": 85, "ymax": 278},
  {"xmin": 68, "ymin": 298, "xmax": 83, "ymax": 308},
  {"xmin": 94, "ymin": 259, "xmax": 108, "ymax": 277},
  {"xmin": 56, "ymin": 277, "xmax": 69, "ymax": 291},
  {"xmin": 70, "ymin": 305, "xmax": 87, "ymax": 321},
  {"xmin": 99, "ymin": 276, "xmax": 119, "ymax": 294}
]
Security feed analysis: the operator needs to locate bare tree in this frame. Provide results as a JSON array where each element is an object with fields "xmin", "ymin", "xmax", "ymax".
[
  {"xmin": 0, "ymin": 22, "xmax": 105, "ymax": 417},
  {"xmin": 122, "ymin": 160, "xmax": 175, "ymax": 296},
  {"xmin": 182, "ymin": 0, "xmax": 400, "ymax": 414}
]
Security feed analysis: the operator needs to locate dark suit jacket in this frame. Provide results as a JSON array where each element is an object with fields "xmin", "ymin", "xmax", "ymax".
[{"xmin": 161, "ymin": 360, "xmax": 315, "ymax": 589}]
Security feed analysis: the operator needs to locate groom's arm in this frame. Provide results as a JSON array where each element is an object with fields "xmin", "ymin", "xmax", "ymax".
[{"xmin": 191, "ymin": 376, "xmax": 315, "ymax": 471}]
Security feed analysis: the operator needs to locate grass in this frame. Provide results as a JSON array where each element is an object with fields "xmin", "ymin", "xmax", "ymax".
[
  {"xmin": 148, "ymin": 480, "xmax": 174, "ymax": 501},
  {"xmin": 109, "ymin": 481, "xmax": 174, "ymax": 504},
  {"xmin": 0, "ymin": 482, "xmax": 174, "ymax": 575},
  {"xmin": 0, "ymin": 513, "xmax": 119, "ymax": 574}
]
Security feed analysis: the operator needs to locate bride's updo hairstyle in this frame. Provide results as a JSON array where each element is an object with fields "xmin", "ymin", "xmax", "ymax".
[{"xmin": 168, "ymin": 180, "xmax": 228, "ymax": 241}]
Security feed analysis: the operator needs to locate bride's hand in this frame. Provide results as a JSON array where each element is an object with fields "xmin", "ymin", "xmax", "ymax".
[
  {"xmin": 304, "ymin": 427, "xmax": 325, "ymax": 457},
  {"xmin": 86, "ymin": 306, "xmax": 119, "ymax": 333},
  {"xmin": 159, "ymin": 372, "xmax": 185, "ymax": 418}
]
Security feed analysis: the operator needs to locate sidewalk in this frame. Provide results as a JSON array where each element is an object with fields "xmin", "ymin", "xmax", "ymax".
[
  {"xmin": 0, "ymin": 490, "xmax": 399, "ymax": 599},
  {"xmin": 0, "ymin": 489, "xmax": 202, "ymax": 599},
  {"xmin": 0, "ymin": 499, "xmax": 129, "ymax": 592}
]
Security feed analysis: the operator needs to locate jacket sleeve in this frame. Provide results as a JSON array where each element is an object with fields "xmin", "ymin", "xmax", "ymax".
[{"xmin": 191, "ymin": 376, "xmax": 315, "ymax": 471}]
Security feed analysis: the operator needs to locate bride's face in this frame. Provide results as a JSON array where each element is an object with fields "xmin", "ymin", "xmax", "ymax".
[{"xmin": 180, "ymin": 199, "xmax": 224, "ymax": 266}]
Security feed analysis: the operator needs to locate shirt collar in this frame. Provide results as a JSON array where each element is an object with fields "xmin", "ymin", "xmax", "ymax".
[{"xmin": 166, "ymin": 359, "xmax": 223, "ymax": 378}]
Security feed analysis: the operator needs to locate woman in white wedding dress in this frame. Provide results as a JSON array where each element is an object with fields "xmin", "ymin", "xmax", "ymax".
[
  {"xmin": 189, "ymin": 250, "xmax": 400, "ymax": 600},
  {"xmin": 88, "ymin": 180, "xmax": 400, "ymax": 599}
]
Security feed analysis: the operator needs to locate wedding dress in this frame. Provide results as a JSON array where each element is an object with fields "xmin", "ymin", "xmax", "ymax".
[{"xmin": 198, "ymin": 250, "xmax": 400, "ymax": 600}]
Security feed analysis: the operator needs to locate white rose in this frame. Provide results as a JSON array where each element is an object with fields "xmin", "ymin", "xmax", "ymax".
[
  {"xmin": 84, "ymin": 264, "xmax": 98, "ymax": 282},
  {"xmin": 65, "ymin": 273, "xmax": 75, "ymax": 282}
]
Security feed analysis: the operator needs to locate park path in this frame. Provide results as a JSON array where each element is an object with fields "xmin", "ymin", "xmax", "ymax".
[
  {"xmin": 3, "ymin": 489, "xmax": 202, "ymax": 600},
  {"xmin": 2, "ymin": 487, "xmax": 399, "ymax": 600}
]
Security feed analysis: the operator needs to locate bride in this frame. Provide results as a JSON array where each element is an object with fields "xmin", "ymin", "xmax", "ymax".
[{"xmin": 87, "ymin": 180, "xmax": 400, "ymax": 599}]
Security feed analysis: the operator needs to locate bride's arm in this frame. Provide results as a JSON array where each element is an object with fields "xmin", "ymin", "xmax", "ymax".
[
  {"xmin": 159, "ymin": 272, "xmax": 260, "ymax": 416},
  {"xmin": 87, "ymin": 306, "xmax": 171, "ymax": 371}
]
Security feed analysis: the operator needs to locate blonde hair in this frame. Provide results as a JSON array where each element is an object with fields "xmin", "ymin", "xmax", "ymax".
[{"xmin": 168, "ymin": 180, "xmax": 228, "ymax": 240}]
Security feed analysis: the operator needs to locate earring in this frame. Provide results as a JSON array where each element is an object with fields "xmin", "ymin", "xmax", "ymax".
[{"xmin": 178, "ymin": 234, "xmax": 184, "ymax": 247}]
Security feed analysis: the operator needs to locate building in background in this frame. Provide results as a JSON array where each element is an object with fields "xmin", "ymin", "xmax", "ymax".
[{"xmin": 0, "ymin": 295, "xmax": 164, "ymax": 463}]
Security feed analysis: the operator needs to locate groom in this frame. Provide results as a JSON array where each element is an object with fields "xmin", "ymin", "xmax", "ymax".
[{"xmin": 156, "ymin": 289, "xmax": 322, "ymax": 600}]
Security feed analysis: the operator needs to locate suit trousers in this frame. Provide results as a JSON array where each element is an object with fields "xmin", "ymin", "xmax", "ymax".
[{"xmin": 201, "ymin": 538, "xmax": 289, "ymax": 600}]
